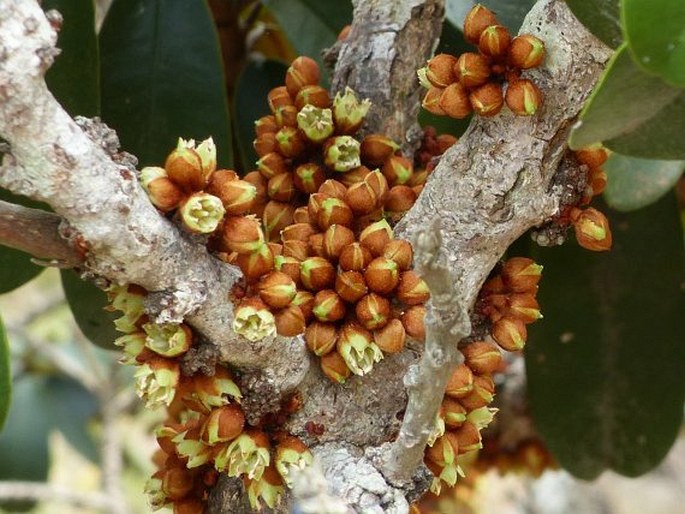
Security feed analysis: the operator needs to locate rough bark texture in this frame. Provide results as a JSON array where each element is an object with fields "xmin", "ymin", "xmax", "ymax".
[{"xmin": 0, "ymin": 0, "xmax": 613, "ymax": 512}]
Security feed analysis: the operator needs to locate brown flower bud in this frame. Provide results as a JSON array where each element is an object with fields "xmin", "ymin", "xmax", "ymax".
[
  {"xmin": 312, "ymin": 289, "xmax": 346, "ymax": 322},
  {"xmin": 469, "ymin": 82, "xmax": 504, "ymax": 117},
  {"xmin": 384, "ymin": 185, "xmax": 417, "ymax": 212},
  {"xmin": 255, "ymin": 114, "xmax": 278, "ymax": 136},
  {"xmin": 268, "ymin": 242, "xmax": 283, "ymax": 256},
  {"xmin": 332, "ymin": 87, "xmax": 371, "ymax": 135},
  {"xmin": 436, "ymin": 134, "xmax": 458, "ymax": 154},
  {"xmin": 274, "ymin": 104, "xmax": 298, "ymax": 127},
  {"xmin": 338, "ymin": 24, "xmax": 351, "ymax": 41},
  {"xmin": 201, "ymin": 404, "xmax": 245, "ymax": 445},
  {"xmin": 281, "ymin": 222, "xmax": 317, "ymax": 243},
  {"xmin": 588, "ymin": 167, "xmax": 608, "ymax": 196},
  {"xmin": 317, "ymin": 197, "xmax": 354, "ymax": 230},
  {"xmin": 441, "ymin": 398, "xmax": 467, "ymax": 430},
  {"xmin": 445, "ymin": 363, "xmax": 474, "ymax": 399},
  {"xmin": 318, "ymin": 179, "xmax": 347, "ymax": 199},
  {"xmin": 478, "ymin": 25, "xmax": 511, "ymax": 57},
  {"xmin": 363, "ymin": 170, "xmax": 389, "ymax": 205},
  {"xmin": 501, "ymin": 257, "xmax": 543, "ymax": 293},
  {"xmin": 275, "ymin": 126, "xmax": 306, "ymax": 158},
  {"xmin": 292, "ymin": 290, "xmax": 315, "ymax": 321},
  {"xmin": 480, "ymin": 275, "xmax": 505, "ymax": 296},
  {"xmin": 243, "ymin": 170, "xmax": 268, "ymax": 201},
  {"xmin": 295, "ymin": 85, "xmax": 331, "ymax": 110},
  {"xmin": 364, "ymin": 257, "xmax": 400, "ymax": 295},
  {"xmin": 236, "ymin": 243, "xmax": 274, "ymax": 282},
  {"xmin": 455, "ymin": 52, "xmax": 491, "ymax": 89},
  {"xmin": 293, "ymin": 206, "xmax": 313, "ymax": 225},
  {"xmin": 344, "ymin": 181, "xmax": 378, "ymax": 215},
  {"xmin": 161, "ymin": 467, "xmax": 195, "ymax": 501},
  {"xmin": 338, "ymin": 165, "xmax": 371, "ymax": 187},
  {"xmin": 285, "ymin": 56, "xmax": 320, "ymax": 96},
  {"xmin": 283, "ymin": 240, "xmax": 309, "ymax": 261},
  {"xmin": 257, "ymin": 271, "xmax": 297, "ymax": 309},
  {"xmin": 307, "ymin": 192, "xmax": 329, "ymax": 222},
  {"xmin": 221, "ymin": 216, "xmax": 265, "ymax": 254},
  {"xmin": 505, "ymin": 79, "xmax": 543, "ymax": 116},
  {"xmin": 401, "ymin": 305, "xmax": 425, "ymax": 341},
  {"xmin": 165, "ymin": 142, "xmax": 205, "ymax": 192},
  {"xmin": 274, "ymin": 305, "xmax": 306, "ymax": 337},
  {"xmin": 455, "ymin": 421, "xmax": 482, "ymax": 454},
  {"xmin": 263, "ymin": 201, "xmax": 295, "ymax": 242},
  {"xmin": 257, "ymin": 152, "xmax": 289, "ymax": 179},
  {"xmin": 397, "ymin": 271, "xmax": 430, "ymax": 305},
  {"xmin": 360, "ymin": 134, "xmax": 400, "ymax": 167},
  {"xmin": 300, "ymin": 256, "xmax": 336, "ymax": 290},
  {"xmin": 320, "ymin": 350, "xmax": 351, "ymax": 383},
  {"xmin": 335, "ymin": 270, "xmax": 368, "ymax": 303},
  {"xmin": 382, "ymin": 155, "xmax": 414, "ymax": 186},
  {"xmin": 268, "ymin": 86, "xmax": 294, "ymax": 112},
  {"xmin": 460, "ymin": 375, "xmax": 495, "ymax": 410},
  {"xmin": 266, "ymin": 172, "xmax": 295, "ymax": 203},
  {"xmin": 492, "ymin": 315, "xmax": 527, "ymax": 351},
  {"xmin": 462, "ymin": 341, "xmax": 502, "ymax": 375},
  {"xmin": 463, "ymin": 4, "xmax": 498, "ymax": 44},
  {"xmin": 439, "ymin": 82, "xmax": 473, "ymax": 119},
  {"xmin": 339, "ymin": 242, "xmax": 373, "ymax": 271},
  {"xmin": 570, "ymin": 206, "xmax": 612, "ymax": 251},
  {"xmin": 373, "ymin": 318, "xmax": 406, "ymax": 354},
  {"xmin": 355, "ymin": 293, "xmax": 391, "ymax": 330},
  {"xmin": 575, "ymin": 144, "xmax": 609, "ymax": 169},
  {"xmin": 293, "ymin": 163, "xmax": 325, "ymax": 194},
  {"xmin": 508, "ymin": 34, "xmax": 545, "ymax": 69},
  {"xmin": 425, "ymin": 431, "xmax": 460, "ymax": 469},
  {"xmin": 323, "ymin": 224, "xmax": 356, "ymax": 261},
  {"xmin": 254, "ymin": 132, "xmax": 277, "ymax": 157},
  {"xmin": 506, "ymin": 293, "xmax": 542, "ymax": 324},
  {"xmin": 140, "ymin": 167, "xmax": 184, "ymax": 212},
  {"xmin": 359, "ymin": 219, "xmax": 393, "ymax": 257},
  {"xmin": 305, "ymin": 320, "xmax": 338, "ymax": 356},
  {"xmin": 382, "ymin": 239, "xmax": 413, "ymax": 270},
  {"xmin": 422, "ymin": 86, "xmax": 446, "ymax": 115},
  {"xmin": 308, "ymin": 232, "xmax": 325, "ymax": 257},
  {"xmin": 208, "ymin": 177, "xmax": 257, "ymax": 216},
  {"xmin": 274, "ymin": 255, "xmax": 301, "ymax": 284},
  {"xmin": 425, "ymin": 53, "xmax": 459, "ymax": 88}
]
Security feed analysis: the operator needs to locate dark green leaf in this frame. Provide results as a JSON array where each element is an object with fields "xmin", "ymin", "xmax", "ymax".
[
  {"xmin": 481, "ymin": 0, "xmax": 537, "ymax": 33},
  {"xmin": 100, "ymin": 0, "xmax": 232, "ymax": 167},
  {"xmin": 0, "ymin": 314, "xmax": 9, "ymax": 431},
  {"xmin": 526, "ymin": 195, "xmax": 685, "ymax": 479},
  {"xmin": 436, "ymin": 16, "xmax": 472, "ymax": 60},
  {"xmin": 569, "ymin": 45, "xmax": 684, "ymax": 159},
  {"xmin": 622, "ymin": 0, "xmax": 685, "ymax": 87},
  {"xmin": 234, "ymin": 60, "xmax": 288, "ymax": 172},
  {"xmin": 44, "ymin": 0, "xmax": 99, "ymax": 117},
  {"xmin": 61, "ymin": 270, "xmax": 119, "ymax": 350},
  {"xmin": 566, "ymin": 0, "xmax": 622, "ymax": 49},
  {"xmin": 603, "ymin": 153, "xmax": 684, "ymax": 211},
  {"xmin": 262, "ymin": 0, "xmax": 352, "ymax": 76}
]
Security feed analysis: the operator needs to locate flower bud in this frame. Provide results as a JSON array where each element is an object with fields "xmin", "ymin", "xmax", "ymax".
[
  {"xmin": 364, "ymin": 257, "xmax": 400, "ymax": 295},
  {"xmin": 243, "ymin": 170, "xmax": 268, "ymax": 202},
  {"xmin": 257, "ymin": 271, "xmax": 297, "ymax": 309},
  {"xmin": 208, "ymin": 176, "xmax": 257, "ymax": 216},
  {"xmin": 323, "ymin": 224, "xmax": 356, "ymax": 260},
  {"xmin": 422, "ymin": 86, "xmax": 446, "ymax": 115},
  {"xmin": 508, "ymin": 34, "xmax": 545, "ymax": 69},
  {"xmin": 501, "ymin": 257, "xmax": 543, "ymax": 293},
  {"xmin": 363, "ymin": 170, "xmax": 389, "ymax": 205},
  {"xmin": 307, "ymin": 192, "xmax": 328, "ymax": 221},
  {"xmin": 339, "ymin": 242, "xmax": 373, "ymax": 271},
  {"xmin": 300, "ymin": 256, "xmax": 336, "ymax": 290},
  {"xmin": 332, "ymin": 87, "xmax": 372, "ymax": 134},
  {"xmin": 373, "ymin": 318, "xmax": 406, "ymax": 353},
  {"xmin": 507, "ymin": 293, "xmax": 542, "ymax": 323},
  {"xmin": 221, "ymin": 215, "xmax": 265, "ymax": 254},
  {"xmin": 492, "ymin": 315, "xmax": 527, "ymax": 351},
  {"xmin": 267, "ymin": 172, "xmax": 296, "ymax": 202},
  {"xmin": 320, "ymin": 350, "xmax": 351, "ymax": 383},
  {"xmin": 161, "ymin": 466, "xmax": 195, "ymax": 501},
  {"xmin": 478, "ymin": 25, "xmax": 511, "ymax": 57},
  {"xmin": 274, "ymin": 255, "xmax": 301, "ymax": 284},
  {"xmin": 469, "ymin": 82, "xmax": 504, "ymax": 117},
  {"xmin": 274, "ymin": 305, "xmax": 306, "ymax": 337},
  {"xmin": 268, "ymin": 86, "xmax": 294, "ymax": 112},
  {"xmin": 318, "ymin": 179, "xmax": 347, "ymax": 199},
  {"xmin": 282, "ymin": 239, "xmax": 309, "ymax": 261},
  {"xmin": 425, "ymin": 54, "xmax": 458, "ymax": 88},
  {"xmin": 135, "ymin": 356, "xmax": 180, "ymax": 409},
  {"xmin": 359, "ymin": 219, "xmax": 393, "ymax": 256},
  {"xmin": 143, "ymin": 322, "xmax": 192, "ymax": 358},
  {"xmin": 181, "ymin": 365, "xmax": 242, "ymax": 412},
  {"xmin": 441, "ymin": 398, "xmax": 467, "ymax": 430},
  {"xmin": 462, "ymin": 341, "xmax": 502, "ymax": 375},
  {"xmin": 305, "ymin": 320, "xmax": 338, "ymax": 356},
  {"xmin": 337, "ymin": 323, "xmax": 383, "ymax": 376},
  {"xmin": 281, "ymin": 222, "xmax": 316, "ymax": 243},
  {"xmin": 293, "ymin": 205, "xmax": 313, "ymax": 225},
  {"xmin": 455, "ymin": 52, "xmax": 491, "ymax": 88},
  {"xmin": 382, "ymin": 239, "xmax": 413, "ymax": 270},
  {"xmin": 360, "ymin": 134, "xmax": 400, "ymax": 167},
  {"xmin": 296, "ymin": 104, "xmax": 334, "ymax": 144},
  {"xmin": 257, "ymin": 151, "xmax": 289, "ymax": 179},
  {"xmin": 459, "ymin": 374, "xmax": 495, "ymax": 410},
  {"xmin": 254, "ymin": 132, "xmax": 277, "ymax": 157},
  {"xmin": 397, "ymin": 270, "xmax": 430, "ymax": 305},
  {"xmin": 570, "ymin": 207, "xmax": 612, "ymax": 251},
  {"xmin": 324, "ymin": 136, "xmax": 362, "ymax": 172},
  {"xmin": 140, "ymin": 166, "xmax": 184, "ymax": 212},
  {"xmin": 313, "ymin": 289, "xmax": 346, "ymax": 322},
  {"xmin": 292, "ymin": 290, "xmax": 315, "ymax": 321},
  {"xmin": 445, "ymin": 363, "xmax": 474, "ymax": 398},
  {"xmin": 113, "ymin": 332, "xmax": 146, "ymax": 364},
  {"xmin": 401, "ymin": 305, "xmax": 426, "ymax": 341},
  {"xmin": 274, "ymin": 104, "xmax": 298, "ymax": 127},
  {"xmin": 285, "ymin": 56, "xmax": 320, "ymax": 95},
  {"xmin": 295, "ymin": 85, "xmax": 331, "ymax": 110},
  {"xmin": 247, "ymin": 463, "xmax": 285, "ymax": 510},
  {"xmin": 384, "ymin": 185, "xmax": 417, "ymax": 213},
  {"xmin": 179, "ymin": 192, "xmax": 225, "ymax": 234},
  {"xmin": 439, "ymin": 82, "xmax": 473, "ymax": 119},
  {"xmin": 436, "ymin": 134, "xmax": 458, "ymax": 154},
  {"xmin": 588, "ymin": 167, "xmax": 608, "ymax": 196},
  {"xmin": 233, "ymin": 297, "xmax": 276, "ymax": 342},
  {"xmin": 236, "ymin": 242, "xmax": 275, "ymax": 281},
  {"xmin": 275, "ymin": 436, "xmax": 313, "ymax": 488},
  {"xmin": 575, "ymin": 144, "xmax": 609, "ymax": 169},
  {"xmin": 263, "ymin": 201, "xmax": 295, "ymax": 241},
  {"xmin": 255, "ymin": 115, "xmax": 278, "ymax": 136},
  {"xmin": 165, "ymin": 138, "xmax": 206, "ymax": 191},
  {"xmin": 463, "ymin": 4, "xmax": 498, "ymax": 44},
  {"xmin": 335, "ymin": 270, "xmax": 368, "ymax": 303},
  {"xmin": 173, "ymin": 498, "xmax": 205, "ymax": 514},
  {"xmin": 308, "ymin": 232, "xmax": 325, "ymax": 257},
  {"xmin": 425, "ymin": 430, "xmax": 459, "ymax": 469},
  {"xmin": 355, "ymin": 293, "xmax": 391, "ymax": 330},
  {"xmin": 317, "ymin": 197, "xmax": 354, "ymax": 229},
  {"xmin": 275, "ymin": 126, "xmax": 306, "ymax": 158},
  {"xmin": 344, "ymin": 181, "xmax": 378, "ymax": 215},
  {"xmin": 382, "ymin": 155, "xmax": 414, "ymax": 186},
  {"xmin": 505, "ymin": 79, "xmax": 543, "ymax": 116},
  {"xmin": 455, "ymin": 421, "xmax": 482, "ymax": 454},
  {"xmin": 338, "ymin": 165, "xmax": 371, "ymax": 187},
  {"xmin": 201, "ymin": 404, "xmax": 245, "ymax": 445},
  {"xmin": 215, "ymin": 429, "xmax": 271, "ymax": 480}
]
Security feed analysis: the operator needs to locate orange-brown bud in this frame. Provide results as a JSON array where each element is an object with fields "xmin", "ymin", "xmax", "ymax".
[
  {"xmin": 363, "ymin": 170, "xmax": 389, "ymax": 205},
  {"xmin": 338, "ymin": 165, "xmax": 371, "ymax": 187},
  {"xmin": 285, "ymin": 56, "xmax": 320, "ymax": 96},
  {"xmin": 317, "ymin": 197, "xmax": 354, "ymax": 230},
  {"xmin": 459, "ymin": 374, "xmax": 495, "ymax": 410},
  {"xmin": 575, "ymin": 144, "xmax": 609, "ymax": 169},
  {"xmin": 373, "ymin": 318, "xmax": 406, "ymax": 354},
  {"xmin": 312, "ymin": 289, "xmax": 346, "ymax": 322},
  {"xmin": 401, "ymin": 305, "xmax": 425, "ymax": 341},
  {"xmin": 267, "ymin": 172, "xmax": 296, "ymax": 203},
  {"xmin": 436, "ymin": 134, "xmax": 458, "ymax": 154},
  {"xmin": 268, "ymin": 86, "xmax": 294, "ymax": 112},
  {"xmin": 221, "ymin": 216, "xmax": 265, "ymax": 254},
  {"xmin": 257, "ymin": 271, "xmax": 297, "ymax": 309},
  {"xmin": 335, "ymin": 270, "xmax": 368, "ymax": 303},
  {"xmin": 478, "ymin": 25, "xmax": 511, "ymax": 57},
  {"xmin": 300, "ymin": 256, "xmax": 336, "ymax": 291},
  {"xmin": 318, "ymin": 179, "xmax": 347, "ymax": 199},
  {"xmin": 165, "ymin": 144, "xmax": 205, "ymax": 192},
  {"xmin": 570, "ymin": 207, "xmax": 612, "ymax": 251},
  {"xmin": 255, "ymin": 115, "xmax": 278, "ymax": 136},
  {"xmin": 236, "ymin": 243, "xmax": 274, "ymax": 282},
  {"xmin": 274, "ymin": 305, "xmax": 306, "ymax": 337},
  {"xmin": 293, "ymin": 206, "xmax": 313, "ymax": 225},
  {"xmin": 505, "ymin": 79, "xmax": 543, "ymax": 116},
  {"xmin": 397, "ymin": 271, "xmax": 430, "ymax": 305},
  {"xmin": 201, "ymin": 404, "xmax": 245, "ymax": 445},
  {"xmin": 254, "ymin": 132, "xmax": 277, "ymax": 157},
  {"xmin": 501, "ymin": 257, "xmax": 543, "ymax": 293},
  {"xmin": 305, "ymin": 320, "xmax": 338, "ymax": 356},
  {"xmin": 382, "ymin": 239, "xmax": 413, "ymax": 270},
  {"xmin": 281, "ymin": 222, "xmax": 317, "ymax": 243},
  {"xmin": 337, "ymin": 24, "xmax": 351, "ymax": 41},
  {"xmin": 355, "ymin": 293, "xmax": 391, "ymax": 330},
  {"xmin": 492, "ymin": 315, "xmax": 527, "ymax": 352},
  {"xmin": 455, "ymin": 421, "xmax": 482, "ymax": 454},
  {"xmin": 359, "ymin": 219, "xmax": 393, "ymax": 257},
  {"xmin": 344, "ymin": 181, "xmax": 378, "ymax": 215},
  {"xmin": 384, "ymin": 185, "xmax": 417, "ymax": 212},
  {"xmin": 360, "ymin": 134, "xmax": 400, "ymax": 167},
  {"xmin": 382, "ymin": 155, "xmax": 414, "ymax": 186},
  {"xmin": 462, "ymin": 341, "xmax": 502, "ymax": 375},
  {"xmin": 425, "ymin": 53, "xmax": 459, "ymax": 88},
  {"xmin": 425, "ymin": 431, "xmax": 460, "ymax": 469},
  {"xmin": 282, "ymin": 239, "xmax": 309, "ymax": 261},
  {"xmin": 320, "ymin": 350, "xmax": 351, "ymax": 383},
  {"xmin": 274, "ymin": 104, "xmax": 298, "ymax": 127},
  {"xmin": 463, "ymin": 4, "xmax": 498, "ymax": 45},
  {"xmin": 588, "ymin": 167, "xmax": 608, "ymax": 196},
  {"xmin": 257, "ymin": 152, "xmax": 289, "ymax": 179},
  {"xmin": 308, "ymin": 232, "xmax": 325, "ymax": 257},
  {"xmin": 364, "ymin": 257, "xmax": 400, "ymax": 295},
  {"xmin": 243, "ymin": 170, "xmax": 268, "ymax": 201},
  {"xmin": 508, "ymin": 35, "xmax": 545, "ymax": 69},
  {"xmin": 295, "ymin": 85, "xmax": 331, "ymax": 110},
  {"xmin": 445, "ymin": 363, "xmax": 474, "ymax": 399},
  {"xmin": 339, "ymin": 242, "xmax": 373, "ymax": 271},
  {"xmin": 292, "ymin": 290, "xmax": 315, "ymax": 321},
  {"xmin": 275, "ymin": 126, "xmax": 307, "ymax": 158},
  {"xmin": 506, "ymin": 293, "xmax": 542, "ymax": 324},
  {"xmin": 162, "ymin": 467, "xmax": 195, "ymax": 501},
  {"xmin": 441, "ymin": 398, "xmax": 467, "ymax": 430},
  {"xmin": 263, "ymin": 201, "xmax": 295, "ymax": 242},
  {"xmin": 469, "ymin": 82, "xmax": 504, "ymax": 117},
  {"xmin": 307, "ymin": 192, "xmax": 328, "ymax": 221},
  {"xmin": 274, "ymin": 255, "xmax": 301, "ymax": 284},
  {"xmin": 439, "ymin": 82, "xmax": 473, "ymax": 119},
  {"xmin": 323, "ymin": 224, "xmax": 356, "ymax": 261},
  {"xmin": 140, "ymin": 167, "xmax": 185, "ymax": 212},
  {"xmin": 293, "ymin": 163, "xmax": 325, "ymax": 194},
  {"xmin": 455, "ymin": 52, "xmax": 491, "ymax": 89},
  {"xmin": 422, "ymin": 86, "xmax": 446, "ymax": 115}
]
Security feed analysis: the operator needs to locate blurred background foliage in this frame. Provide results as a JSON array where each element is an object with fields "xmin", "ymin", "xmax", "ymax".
[{"xmin": 0, "ymin": 0, "xmax": 683, "ymax": 512}]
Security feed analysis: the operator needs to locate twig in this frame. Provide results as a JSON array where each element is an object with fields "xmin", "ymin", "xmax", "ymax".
[{"xmin": 0, "ymin": 482, "xmax": 110, "ymax": 510}]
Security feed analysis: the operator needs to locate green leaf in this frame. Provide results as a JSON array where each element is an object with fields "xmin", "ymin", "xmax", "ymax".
[
  {"xmin": 446, "ymin": 0, "xmax": 537, "ymax": 34},
  {"xmin": 436, "ymin": 15, "xmax": 472, "ymax": 60},
  {"xmin": 569, "ymin": 45, "xmax": 685, "ymax": 159},
  {"xmin": 603, "ymin": 153, "xmax": 684, "ymax": 211},
  {"xmin": 566, "ymin": 0, "xmax": 622, "ymax": 49},
  {"xmin": 262, "ymin": 0, "xmax": 352, "ymax": 75},
  {"xmin": 233, "ymin": 60, "xmax": 288, "ymax": 172},
  {"xmin": 61, "ymin": 270, "xmax": 119, "ymax": 350},
  {"xmin": 0, "ymin": 314, "xmax": 9, "ymax": 431},
  {"xmin": 100, "ymin": 0, "xmax": 232, "ymax": 167},
  {"xmin": 622, "ymin": 0, "xmax": 685, "ymax": 87},
  {"xmin": 526, "ymin": 195, "xmax": 685, "ymax": 479},
  {"xmin": 44, "ymin": 0, "xmax": 99, "ymax": 117}
]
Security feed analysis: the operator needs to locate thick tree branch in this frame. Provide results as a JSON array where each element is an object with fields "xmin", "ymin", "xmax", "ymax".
[{"xmin": 0, "ymin": 199, "xmax": 82, "ymax": 266}]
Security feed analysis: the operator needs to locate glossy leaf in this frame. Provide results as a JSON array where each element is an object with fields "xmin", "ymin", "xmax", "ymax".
[
  {"xmin": 566, "ymin": 0, "xmax": 622, "ymax": 49},
  {"xmin": 233, "ymin": 59, "xmax": 288, "ymax": 172},
  {"xmin": 622, "ymin": 0, "xmax": 685, "ymax": 86},
  {"xmin": 262, "ymin": 0, "xmax": 352, "ymax": 76},
  {"xmin": 44, "ymin": 0, "xmax": 99, "ymax": 117},
  {"xmin": 604, "ymin": 153, "xmax": 684, "ymax": 211},
  {"xmin": 61, "ymin": 270, "xmax": 119, "ymax": 350},
  {"xmin": 0, "ymin": 315, "xmax": 9, "ymax": 431},
  {"xmin": 100, "ymin": 0, "xmax": 232, "ymax": 167},
  {"xmin": 569, "ymin": 45, "xmax": 684, "ymax": 159},
  {"xmin": 526, "ymin": 195, "xmax": 685, "ymax": 479}
]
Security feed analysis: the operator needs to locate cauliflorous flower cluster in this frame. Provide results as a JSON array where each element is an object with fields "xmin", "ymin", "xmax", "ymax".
[{"xmin": 418, "ymin": 4, "xmax": 545, "ymax": 118}]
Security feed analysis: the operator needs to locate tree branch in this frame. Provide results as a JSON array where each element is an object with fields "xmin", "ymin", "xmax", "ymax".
[{"xmin": 0, "ymin": 482, "xmax": 110, "ymax": 510}]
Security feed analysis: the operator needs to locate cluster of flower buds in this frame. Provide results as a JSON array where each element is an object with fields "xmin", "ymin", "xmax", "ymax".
[
  {"xmin": 569, "ymin": 144, "xmax": 612, "ymax": 252},
  {"xmin": 418, "ymin": 4, "xmax": 545, "ymax": 118},
  {"xmin": 474, "ymin": 436, "xmax": 557, "ymax": 478}
]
